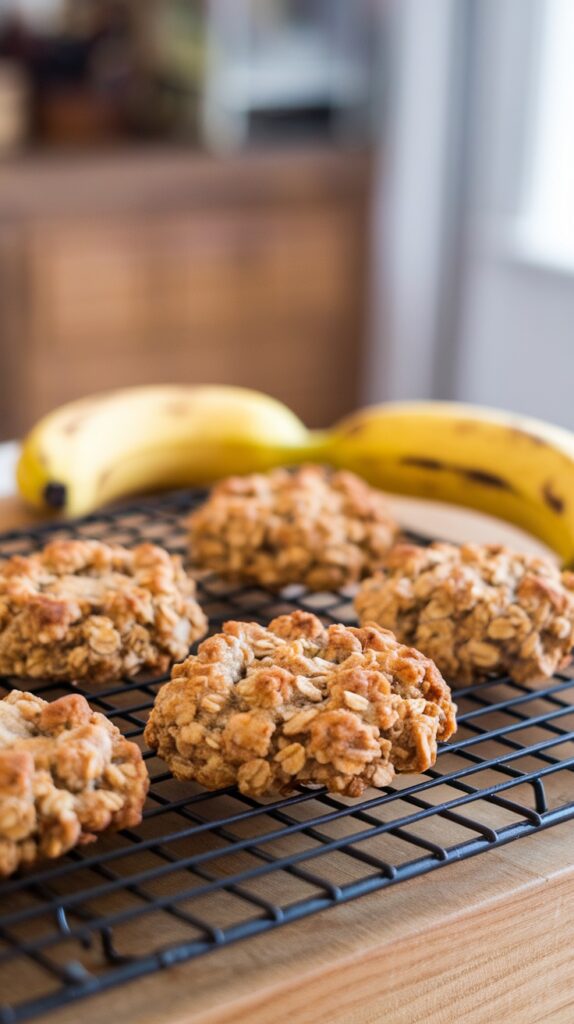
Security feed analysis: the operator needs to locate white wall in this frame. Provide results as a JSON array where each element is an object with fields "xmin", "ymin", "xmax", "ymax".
[
  {"xmin": 371, "ymin": 0, "xmax": 574, "ymax": 430},
  {"xmin": 455, "ymin": 0, "xmax": 574, "ymax": 429},
  {"xmin": 364, "ymin": 0, "xmax": 461, "ymax": 402}
]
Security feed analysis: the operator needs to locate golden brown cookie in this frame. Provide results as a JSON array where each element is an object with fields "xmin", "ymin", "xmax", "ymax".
[
  {"xmin": 355, "ymin": 542, "xmax": 574, "ymax": 685},
  {"xmin": 188, "ymin": 466, "xmax": 399, "ymax": 591},
  {"xmin": 0, "ymin": 539, "xmax": 207, "ymax": 683},
  {"xmin": 145, "ymin": 610, "xmax": 456, "ymax": 799},
  {"xmin": 0, "ymin": 690, "xmax": 148, "ymax": 877}
]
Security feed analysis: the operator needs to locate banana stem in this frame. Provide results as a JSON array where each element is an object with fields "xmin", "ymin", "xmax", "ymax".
[{"xmin": 278, "ymin": 429, "xmax": 334, "ymax": 466}]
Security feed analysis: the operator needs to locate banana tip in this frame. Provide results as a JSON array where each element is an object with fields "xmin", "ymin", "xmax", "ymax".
[{"xmin": 43, "ymin": 482, "xmax": 67, "ymax": 510}]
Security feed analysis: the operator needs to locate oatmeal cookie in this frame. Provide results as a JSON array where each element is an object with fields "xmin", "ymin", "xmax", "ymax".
[
  {"xmin": 145, "ymin": 610, "xmax": 456, "ymax": 799},
  {"xmin": 0, "ymin": 690, "xmax": 148, "ymax": 876},
  {"xmin": 0, "ymin": 539, "xmax": 207, "ymax": 683},
  {"xmin": 355, "ymin": 542, "xmax": 574, "ymax": 685},
  {"xmin": 188, "ymin": 466, "xmax": 399, "ymax": 591}
]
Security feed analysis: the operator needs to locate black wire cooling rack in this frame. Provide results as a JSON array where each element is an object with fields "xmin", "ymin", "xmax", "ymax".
[{"xmin": 0, "ymin": 489, "xmax": 573, "ymax": 1023}]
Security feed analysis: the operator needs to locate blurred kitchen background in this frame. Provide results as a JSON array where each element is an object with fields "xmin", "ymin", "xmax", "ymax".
[{"xmin": 0, "ymin": 0, "xmax": 573, "ymax": 439}]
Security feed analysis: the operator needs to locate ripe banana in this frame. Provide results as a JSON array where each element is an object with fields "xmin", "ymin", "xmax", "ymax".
[
  {"xmin": 17, "ymin": 390, "xmax": 574, "ymax": 566},
  {"xmin": 17, "ymin": 385, "xmax": 315, "ymax": 517},
  {"xmin": 325, "ymin": 401, "xmax": 574, "ymax": 565}
]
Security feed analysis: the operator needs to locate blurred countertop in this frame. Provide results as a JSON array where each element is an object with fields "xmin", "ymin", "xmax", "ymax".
[{"xmin": 0, "ymin": 145, "xmax": 372, "ymax": 217}]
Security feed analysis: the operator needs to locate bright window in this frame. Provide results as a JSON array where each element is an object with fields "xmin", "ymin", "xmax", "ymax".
[{"xmin": 519, "ymin": 0, "xmax": 574, "ymax": 266}]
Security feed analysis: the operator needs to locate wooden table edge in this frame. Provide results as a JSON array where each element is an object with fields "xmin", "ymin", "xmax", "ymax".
[
  {"xmin": 38, "ymin": 820, "xmax": 574, "ymax": 1024},
  {"xmin": 167, "ymin": 846, "xmax": 574, "ymax": 1024}
]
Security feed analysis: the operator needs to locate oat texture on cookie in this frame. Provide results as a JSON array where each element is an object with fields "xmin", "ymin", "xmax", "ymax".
[
  {"xmin": 188, "ymin": 466, "xmax": 399, "ymax": 591},
  {"xmin": 0, "ymin": 690, "xmax": 148, "ymax": 877},
  {"xmin": 0, "ymin": 539, "xmax": 207, "ymax": 683},
  {"xmin": 145, "ymin": 610, "xmax": 456, "ymax": 799},
  {"xmin": 355, "ymin": 542, "xmax": 574, "ymax": 685}
]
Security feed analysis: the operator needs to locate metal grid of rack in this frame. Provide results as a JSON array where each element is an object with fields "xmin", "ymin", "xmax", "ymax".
[{"xmin": 0, "ymin": 489, "xmax": 573, "ymax": 1023}]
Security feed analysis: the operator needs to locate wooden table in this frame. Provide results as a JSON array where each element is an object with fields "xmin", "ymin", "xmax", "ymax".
[{"xmin": 1, "ymin": 494, "xmax": 573, "ymax": 1024}]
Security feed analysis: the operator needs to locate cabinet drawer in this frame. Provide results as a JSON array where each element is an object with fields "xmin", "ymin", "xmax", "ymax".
[
  {"xmin": 27, "ymin": 220, "xmax": 151, "ymax": 350},
  {"xmin": 151, "ymin": 206, "xmax": 355, "ymax": 336}
]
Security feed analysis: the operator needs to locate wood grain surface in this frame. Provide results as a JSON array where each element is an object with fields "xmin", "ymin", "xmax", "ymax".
[
  {"xmin": 40, "ymin": 823, "xmax": 574, "ymax": 1024},
  {"xmin": 0, "ymin": 492, "xmax": 571, "ymax": 1024}
]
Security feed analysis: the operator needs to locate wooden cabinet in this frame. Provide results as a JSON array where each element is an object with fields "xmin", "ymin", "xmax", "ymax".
[{"xmin": 0, "ymin": 148, "xmax": 371, "ymax": 436}]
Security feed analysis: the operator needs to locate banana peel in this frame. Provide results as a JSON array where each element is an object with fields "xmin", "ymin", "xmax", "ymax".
[
  {"xmin": 324, "ymin": 402, "xmax": 574, "ymax": 566},
  {"xmin": 17, "ymin": 386, "xmax": 319, "ymax": 517}
]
